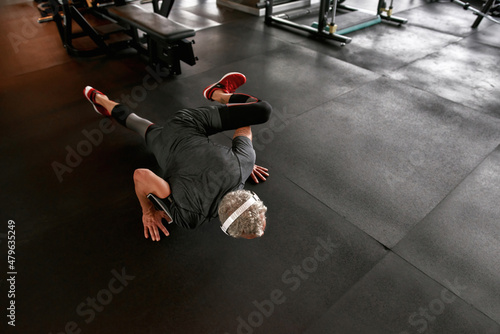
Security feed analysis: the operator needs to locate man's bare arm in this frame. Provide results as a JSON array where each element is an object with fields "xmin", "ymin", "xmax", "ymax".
[
  {"xmin": 133, "ymin": 169, "xmax": 171, "ymax": 211},
  {"xmin": 133, "ymin": 169, "xmax": 172, "ymax": 241},
  {"xmin": 232, "ymin": 126, "xmax": 269, "ymax": 183},
  {"xmin": 233, "ymin": 126, "xmax": 252, "ymax": 141}
]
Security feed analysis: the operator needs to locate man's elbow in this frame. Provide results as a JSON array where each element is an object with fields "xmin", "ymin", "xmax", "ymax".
[{"xmin": 133, "ymin": 168, "xmax": 150, "ymax": 184}]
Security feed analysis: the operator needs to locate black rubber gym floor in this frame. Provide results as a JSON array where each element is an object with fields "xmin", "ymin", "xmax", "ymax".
[{"xmin": 1, "ymin": 0, "xmax": 499, "ymax": 333}]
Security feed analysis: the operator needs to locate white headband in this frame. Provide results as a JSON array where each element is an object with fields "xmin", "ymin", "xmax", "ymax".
[{"xmin": 221, "ymin": 194, "xmax": 259, "ymax": 235}]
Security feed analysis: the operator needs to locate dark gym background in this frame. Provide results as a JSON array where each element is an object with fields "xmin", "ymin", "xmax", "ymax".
[{"xmin": 0, "ymin": 0, "xmax": 499, "ymax": 333}]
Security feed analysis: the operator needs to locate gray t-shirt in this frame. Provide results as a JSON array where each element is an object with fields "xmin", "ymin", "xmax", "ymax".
[{"xmin": 147, "ymin": 106, "xmax": 255, "ymax": 229}]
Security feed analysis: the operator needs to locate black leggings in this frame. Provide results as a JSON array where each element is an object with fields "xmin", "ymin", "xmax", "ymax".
[
  {"xmin": 112, "ymin": 93, "xmax": 272, "ymax": 137},
  {"xmin": 217, "ymin": 93, "xmax": 272, "ymax": 130}
]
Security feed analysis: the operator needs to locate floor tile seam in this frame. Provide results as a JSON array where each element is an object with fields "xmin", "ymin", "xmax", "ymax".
[
  {"xmin": 286, "ymin": 38, "xmax": 377, "ymax": 75},
  {"xmin": 390, "ymin": 79, "xmax": 498, "ymax": 116},
  {"xmin": 281, "ymin": 173, "xmax": 389, "ymax": 252},
  {"xmin": 390, "ymin": 32, "xmax": 500, "ymax": 77},
  {"xmin": 297, "ymin": 242, "xmax": 393, "ymax": 333},
  {"xmin": 392, "ymin": 250, "xmax": 500, "ymax": 326},
  {"xmin": 391, "ymin": 143, "xmax": 500, "ymax": 250},
  {"xmin": 386, "ymin": 45, "xmax": 500, "ymax": 116},
  {"xmin": 406, "ymin": 20, "xmax": 476, "ymax": 39},
  {"xmin": 302, "ymin": 250, "xmax": 497, "ymax": 333},
  {"xmin": 289, "ymin": 74, "xmax": 384, "ymax": 120},
  {"xmin": 284, "ymin": 13, "xmax": 466, "ymax": 75},
  {"xmin": 299, "ymin": 252, "xmax": 403, "ymax": 333},
  {"xmin": 474, "ymin": 38, "xmax": 500, "ymax": 50},
  {"xmin": 278, "ymin": 29, "xmax": 387, "ymax": 76},
  {"xmin": 287, "ymin": 75, "xmax": 383, "ymax": 122},
  {"xmin": 388, "ymin": 36, "xmax": 464, "ymax": 74},
  {"xmin": 387, "ymin": 252, "xmax": 500, "ymax": 325},
  {"xmin": 268, "ymin": 92, "xmax": 338, "ymax": 124}
]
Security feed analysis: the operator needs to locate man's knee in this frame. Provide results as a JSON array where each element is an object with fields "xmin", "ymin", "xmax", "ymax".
[{"xmin": 257, "ymin": 101, "xmax": 272, "ymax": 124}]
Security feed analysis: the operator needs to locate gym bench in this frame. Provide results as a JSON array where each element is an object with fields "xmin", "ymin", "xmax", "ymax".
[
  {"xmin": 39, "ymin": 0, "xmax": 197, "ymax": 75},
  {"xmin": 107, "ymin": 1, "xmax": 197, "ymax": 75}
]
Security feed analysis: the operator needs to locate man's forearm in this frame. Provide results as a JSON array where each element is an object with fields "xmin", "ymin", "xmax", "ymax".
[{"xmin": 134, "ymin": 179, "xmax": 155, "ymax": 214}]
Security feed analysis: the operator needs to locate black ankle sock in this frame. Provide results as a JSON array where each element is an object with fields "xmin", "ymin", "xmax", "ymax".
[
  {"xmin": 111, "ymin": 105, "xmax": 132, "ymax": 127},
  {"xmin": 228, "ymin": 94, "xmax": 258, "ymax": 104}
]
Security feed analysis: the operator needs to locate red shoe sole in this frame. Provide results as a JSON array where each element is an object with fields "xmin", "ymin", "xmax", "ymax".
[{"xmin": 203, "ymin": 72, "xmax": 247, "ymax": 101}]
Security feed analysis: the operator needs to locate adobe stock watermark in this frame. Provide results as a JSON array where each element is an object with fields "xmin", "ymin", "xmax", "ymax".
[
  {"xmin": 252, "ymin": 105, "xmax": 290, "ymax": 152},
  {"xmin": 48, "ymin": 267, "xmax": 135, "ymax": 334},
  {"xmin": 116, "ymin": 63, "xmax": 171, "ymax": 110},
  {"xmin": 399, "ymin": 277, "xmax": 467, "ymax": 334},
  {"xmin": 51, "ymin": 118, "xmax": 116, "ymax": 183},
  {"xmin": 51, "ymin": 64, "xmax": 169, "ymax": 182},
  {"xmin": 225, "ymin": 235, "xmax": 340, "ymax": 334},
  {"xmin": 8, "ymin": 14, "xmax": 44, "ymax": 53}
]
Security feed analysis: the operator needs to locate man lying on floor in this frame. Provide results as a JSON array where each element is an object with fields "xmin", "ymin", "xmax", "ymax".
[{"xmin": 84, "ymin": 73, "xmax": 272, "ymax": 241}]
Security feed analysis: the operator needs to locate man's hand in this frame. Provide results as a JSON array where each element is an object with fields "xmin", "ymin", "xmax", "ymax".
[
  {"xmin": 142, "ymin": 209, "xmax": 170, "ymax": 241},
  {"xmin": 250, "ymin": 164, "xmax": 269, "ymax": 183},
  {"xmin": 134, "ymin": 169, "xmax": 172, "ymax": 241}
]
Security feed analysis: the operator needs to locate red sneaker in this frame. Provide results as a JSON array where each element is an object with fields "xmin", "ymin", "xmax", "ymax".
[
  {"xmin": 203, "ymin": 72, "xmax": 246, "ymax": 101},
  {"xmin": 84, "ymin": 86, "xmax": 111, "ymax": 116}
]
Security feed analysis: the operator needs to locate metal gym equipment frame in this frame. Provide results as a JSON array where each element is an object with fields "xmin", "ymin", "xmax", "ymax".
[
  {"xmin": 38, "ymin": 0, "xmax": 131, "ymax": 57},
  {"xmin": 265, "ymin": 0, "xmax": 407, "ymax": 45},
  {"xmin": 450, "ymin": 0, "xmax": 500, "ymax": 27}
]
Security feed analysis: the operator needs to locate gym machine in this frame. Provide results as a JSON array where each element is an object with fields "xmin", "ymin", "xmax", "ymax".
[
  {"xmin": 450, "ymin": 0, "xmax": 500, "ymax": 27},
  {"xmin": 265, "ymin": 0, "xmax": 408, "ymax": 45},
  {"xmin": 38, "ymin": 0, "xmax": 131, "ymax": 57}
]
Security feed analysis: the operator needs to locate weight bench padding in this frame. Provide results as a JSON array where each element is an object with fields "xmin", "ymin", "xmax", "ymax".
[{"xmin": 108, "ymin": 4, "xmax": 195, "ymax": 42}]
